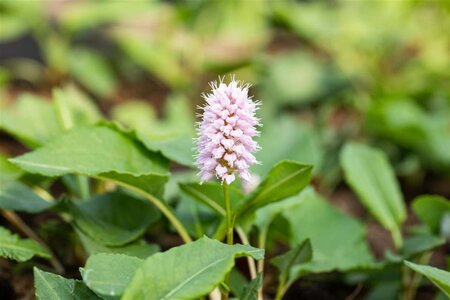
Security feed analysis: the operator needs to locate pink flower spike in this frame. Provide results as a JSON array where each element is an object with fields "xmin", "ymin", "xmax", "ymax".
[{"xmin": 196, "ymin": 77, "xmax": 261, "ymax": 184}]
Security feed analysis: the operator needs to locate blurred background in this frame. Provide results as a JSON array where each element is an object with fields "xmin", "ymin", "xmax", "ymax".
[
  {"xmin": 1, "ymin": 1, "xmax": 449, "ymax": 209},
  {"xmin": 1, "ymin": 1, "xmax": 450, "ymax": 299}
]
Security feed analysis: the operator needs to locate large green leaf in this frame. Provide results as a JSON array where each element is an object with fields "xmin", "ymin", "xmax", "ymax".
[
  {"xmin": 236, "ymin": 160, "xmax": 312, "ymax": 218},
  {"xmin": 404, "ymin": 261, "xmax": 450, "ymax": 298},
  {"xmin": 271, "ymin": 239, "xmax": 313, "ymax": 284},
  {"xmin": 0, "ymin": 181, "xmax": 53, "ymax": 213},
  {"xmin": 65, "ymin": 191, "xmax": 160, "ymax": 246},
  {"xmin": 81, "ymin": 253, "xmax": 143, "ymax": 298},
  {"xmin": 341, "ymin": 143, "xmax": 406, "ymax": 247},
  {"xmin": 34, "ymin": 267, "xmax": 100, "ymax": 300},
  {"xmin": 281, "ymin": 188, "xmax": 376, "ymax": 281},
  {"xmin": 10, "ymin": 124, "xmax": 170, "ymax": 198},
  {"xmin": 412, "ymin": 195, "xmax": 450, "ymax": 234},
  {"xmin": 123, "ymin": 236, "xmax": 264, "ymax": 300},
  {"xmin": 0, "ymin": 94, "xmax": 61, "ymax": 147},
  {"xmin": 0, "ymin": 227, "xmax": 50, "ymax": 262},
  {"xmin": 77, "ymin": 230, "xmax": 159, "ymax": 259},
  {"xmin": 179, "ymin": 182, "xmax": 245, "ymax": 216}
]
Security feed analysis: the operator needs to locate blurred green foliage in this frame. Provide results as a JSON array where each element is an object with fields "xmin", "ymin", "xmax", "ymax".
[{"xmin": 1, "ymin": 0, "xmax": 448, "ymax": 182}]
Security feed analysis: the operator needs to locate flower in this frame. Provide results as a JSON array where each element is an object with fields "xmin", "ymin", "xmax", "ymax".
[{"xmin": 196, "ymin": 78, "xmax": 261, "ymax": 184}]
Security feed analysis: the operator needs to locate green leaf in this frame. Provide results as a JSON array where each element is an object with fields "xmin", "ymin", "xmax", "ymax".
[
  {"xmin": 0, "ymin": 227, "xmax": 50, "ymax": 262},
  {"xmin": 179, "ymin": 182, "xmax": 245, "ymax": 216},
  {"xmin": 412, "ymin": 195, "xmax": 450, "ymax": 234},
  {"xmin": 123, "ymin": 236, "xmax": 264, "ymax": 300},
  {"xmin": 239, "ymin": 273, "xmax": 263, "ymax": 300},
  {"xmin": 367, "ymin": 99, "xmax": 450, "ymax": 171},
  {"xmin": 214, "ymin": 161, "xmax": 312, "ymax": 239},
  {"xmin": 81, "ymin": 253, "xmax": 143, "ymax": 298},
  {"xmin": 10, "ymin": 124, "xmax": 170, "ymax": 198},
  {"xmin": 0, "ymin": 94, "xmax": 61, "ymax": 147},
  {"xmin": 34, "ymin": 267, "xmax": 100, "ymax": 300},
  {"xmin": 404, "ymin": 261, "xmax": 450, "ymax": 298},
  {"xmin": 69, "ymin": 49, "xmax": 117, "ymax": 98},
  {"xmin": 0, "ymin": 154, "xmax": 23, "ymax": 182},
  {"xmin": 341, "ymin": 143, "xmax": 406, "ymax": 247},
  {"xmin": 0, "ymin": 181, "xmax": 54, "ymax": 213},
  {"xmin": 111, "ymin": 97, "xmax": 195, "ymax": 167},
  {"xmin": 400, "ymin": 234, "xmax": 445, "ymax": 258},
  {"xmin": 271, "ymin": 239, "xmax": 312, "ymax": 282},
  {"xmin": 236, "ymin": 160, "xmax": 312, "ymax": 218},
  {"xmin": 65, "ymin": 191, "xmax": 160, "ymax": 246},
  {"xmin": 281, "ymin": 188, "xmax": 376, "ymax": 281},
  {"xmin": 77, "ymin": 230, "xmax": 159, "ymax": 259}
]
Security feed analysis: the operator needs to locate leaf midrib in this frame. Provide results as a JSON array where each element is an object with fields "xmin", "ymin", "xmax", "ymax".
[
  {"xmin": 239, "ymin": 166, "xmax": 310, "ymax": 216},
  {"xmin": 161, "ymin": 257, "xmax": 227, "ymax": 299},
  {"xmin": 35, "ymin": 270, "xmax": 60, "ymax": 300}
]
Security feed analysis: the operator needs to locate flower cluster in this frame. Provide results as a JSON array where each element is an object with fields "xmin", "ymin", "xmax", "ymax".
[{"xmin": 196, "ymin": 79, "xmax": 260, "ymax": 184}]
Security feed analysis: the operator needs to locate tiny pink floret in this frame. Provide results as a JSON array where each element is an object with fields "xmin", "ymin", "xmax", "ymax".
[{"xmin": 196, "ymin": 79, "xmax": 261, "ymax": 184}]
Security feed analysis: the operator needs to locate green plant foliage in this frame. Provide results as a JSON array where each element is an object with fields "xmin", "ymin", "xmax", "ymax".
[
  {"xmin": 281, "ymin": 189, "xmax": 376, "ymax": 280},
  {"xmin": 34, "ymin": 267, "xmax": 100, "ymax": 300},
  {"xmin": 404, "ymin": 261, "xmax": 450, "ymax": 298},
  {"xmin": 81, "ymin": 253, "xmax": 143, "ymax": 298},
  {"xmin": 52, "ymin": 85, "xmax": 103, "ymax": 127},
  {"xmin": 367, "ymin": 99, "xmax": 450, "ymax": 170},
  {"xmin": 77, "ymin": 230, "xmax": 159, "ymax": 259},
  {"xmin": 260, "ymin": 52, "xmax": 346, "ymax": 107},
  {"xmin": 237, "ymin": 160, "xmax": 312, "ymax": 218},
  {"xmin": 0, "ymin": 94, "xmax": 61, "ymax": 147},
  {"xmin": 0, "ymin": 154, "xmax": 23, "ymax": 181},
  {"xmin": 111, "ymin": 97, "xmax": 195, "ymax": 167},
  {"xmin": 122, "ymin": 236, "xmax": 264, "ymax": 300},
  {"xmin": 0, "ymin": 181, "xmax": 54, "ymax": 213},
  {"xmin": 341, "ymin": 143, "xmax": 406, "ymax": 247},
  {"xmin": 271, "ymin": 239, "xmax": 313, "ymax": 284},
  {"xmin": 0, "ymin": 227, "xmax": 50, "ymax": 262},
  {"xmin": 239, "ymin": 273, "xmax": 263, "ymax": 300},
  {"xmin": 10, "ymin": 124, "xmax": 170, "ymax": 198},
  {"xmin": 65, "ymin": 191, "xmax": 160, "ymax": 246},
  {"xmin": 400, "ymin": 234, "xmax": 445, "ymax": 258},
  {"xmin": 254, "ymin": 117, "xmax": 324, "ymax": 177},
  {"xmin": 179, "ymin": 182, "xmax": 245, "ymax": 216},
  {"xmin": 214, "ymin": 160, "xmax": 312, "ymax": 239},
  {"xmin": 69, "ymin": 49, "xmax": 117, "ymax": 98},
  {"xmin": 412, "ymin": 195, "xmax": 450, "ymax": 234}
]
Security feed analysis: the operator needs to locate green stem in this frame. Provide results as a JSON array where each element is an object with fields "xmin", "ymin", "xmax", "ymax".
[
  {"xmin": 224, "ymin": 183, "xmax": 233, "ymax": 245},
  {"xmin": 222, "ymin": 183, "xmax": 233, "ymax": 300},
  {"xmin": 109, "ymin": 180, "xmax": 192, "ymax": 244},
  {"xmin": 274, "ymin": 275, "xmax": 287, "ymax": 300},
  {"xmin": 403, "ymin": 252, "xmax": 433, "ymax": 300},
  {"xmin": 235, "ymin": 226, "xmax": 257, "ymax": 279},
  {"xmin": 76, "ymin": 176, "xmax": 90, "ymax": 199},
  {"xmin": 392, "ymin": 228, "xmax": 403, "ymax": 250},
  {"xmin": 257, "ymin": 227, "xmax": 268, "ymax": 299}
]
